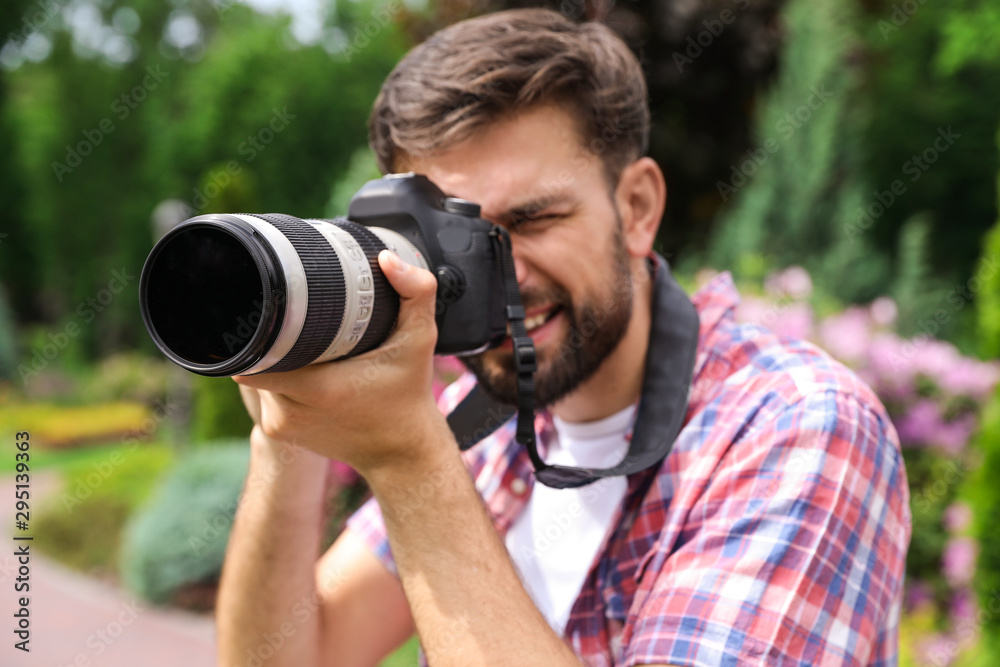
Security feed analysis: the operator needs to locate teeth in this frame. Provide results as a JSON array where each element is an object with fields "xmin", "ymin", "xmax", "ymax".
[{"xmin": 524, "ymin": 311, "xmax": 551, "ymax": 331}]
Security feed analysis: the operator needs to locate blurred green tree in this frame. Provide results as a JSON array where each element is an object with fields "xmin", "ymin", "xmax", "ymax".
[{"xmin": 1, "ymin": 0, "xmax": 407, "ymax": 362}]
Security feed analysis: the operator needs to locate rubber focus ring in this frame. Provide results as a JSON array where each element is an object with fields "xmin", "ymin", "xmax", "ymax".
[{"xmin": 252, "ymin": 214, "xmax": 347, "ymax": 373}]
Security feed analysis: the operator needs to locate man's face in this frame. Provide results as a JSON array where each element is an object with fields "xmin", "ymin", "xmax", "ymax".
[{"xmin": 404, "ymin": 104, "xmax": 636, "ymax": 407}]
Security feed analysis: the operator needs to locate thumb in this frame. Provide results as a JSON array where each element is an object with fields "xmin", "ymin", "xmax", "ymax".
[{"xmin": 378, "ymin": 249, "xmax": 438, "ymax": 322}]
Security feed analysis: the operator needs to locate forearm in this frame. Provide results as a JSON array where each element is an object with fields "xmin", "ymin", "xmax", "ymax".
[
  {"xmin": 217, "ymin": 430, "xmax": 329, "ymax": 667},
  {"xmin": 365, "ymin": 420, "xmax": 579, "ymax": 666}
]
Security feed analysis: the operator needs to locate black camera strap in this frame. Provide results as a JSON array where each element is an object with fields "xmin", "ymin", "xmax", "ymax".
[
  {"xmin": 447, "ymin": 248, "xmax": 700, "ymax": 490},
  {"xmin": 487, "ymin": 226, "xmax": 541, "ymax": 466}
]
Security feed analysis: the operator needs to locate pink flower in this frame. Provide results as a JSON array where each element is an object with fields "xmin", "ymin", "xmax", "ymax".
[
  {"xmin": 906, "ymin": 580, "xmax": 934, "ymax": 611},
  {"xmin": 895, "ymin": 399, "xmax": 942, "ymax": 447},
  {"xmin": 869, "ymin": 297, "xmax": 898, "ymax": 328},
  {"xmin": 933, "ymin": 414, "xmax": 976, "ymax": 456},
  {"xmin": 913, "ymin": 340, "xmax": 961, "ymax": 382},
  {"xmin": 818, "ymin": 307, "xmax": 871, "ymax": 364},
  {"xmin": 867, "ymin": 333, "xmax": 917, "ymax": 401},
  {"xmin": 772, "ymin": 303, "xmax": 814, "ymax": 341},
  {"xmin": 735, "ymin": 296, "xmax": 774, "ymax": 329},
  {"xmin": 942, "ymin": 536, "xmax": 977, "ymax": 588},
  {"xmin": 764, "ymin": 266, "xmax": 813, "ymax": 300},
  {"xmin": 950, "ymin": 588, "xmax": 977, "ymax": 625},
  {"xmin": 943, "ymin": 502, "xmax": 973, "ymax": 534},
  {"xmin": 916, "ymin": 634, "xmax": 958, "ymax": 667},
  {"xmin": 938, "ymin": 358, "xmax": 1000, "ymax": 401}
]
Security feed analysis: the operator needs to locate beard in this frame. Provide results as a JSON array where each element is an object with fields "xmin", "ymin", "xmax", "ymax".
[{"xmin": 461, "ymin": 223, "xmax": 634, "ymax": 408}]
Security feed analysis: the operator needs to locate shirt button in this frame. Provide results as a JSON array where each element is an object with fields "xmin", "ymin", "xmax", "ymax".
[{"xmin": 510, "ymin": 478, "xmax": 527, "ymax": 495}]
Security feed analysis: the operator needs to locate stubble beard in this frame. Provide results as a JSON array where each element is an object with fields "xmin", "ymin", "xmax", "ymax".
[{"xmin": 461, "ymin": 224, "xmax": 634, "ymax": 408}]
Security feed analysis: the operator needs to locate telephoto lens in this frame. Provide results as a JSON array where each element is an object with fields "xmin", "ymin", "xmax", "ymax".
[{"xmin": 139, "ymin": 213, "xmax": 428, "ymax": 377}]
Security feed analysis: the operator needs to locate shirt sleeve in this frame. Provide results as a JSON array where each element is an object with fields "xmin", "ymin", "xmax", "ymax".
[{"xmin": 622, "ymin": 390, "xmax": 911, "ymax": 667}]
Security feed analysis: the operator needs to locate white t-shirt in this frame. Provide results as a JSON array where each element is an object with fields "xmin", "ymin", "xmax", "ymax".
[{"xmin": 504, "ymin": 404, "xmax": 635, "ymax": 634}]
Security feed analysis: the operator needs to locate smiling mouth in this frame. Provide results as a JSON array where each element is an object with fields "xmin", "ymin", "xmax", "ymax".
[{"xmin": 509, "ymin": 306, "xmax": 562, "ymax": 335}]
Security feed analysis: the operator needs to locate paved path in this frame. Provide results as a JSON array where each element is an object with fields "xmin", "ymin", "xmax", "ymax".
[{"xmin": 0, "ymin": 473, "xmax": 216, "ymax": 667}]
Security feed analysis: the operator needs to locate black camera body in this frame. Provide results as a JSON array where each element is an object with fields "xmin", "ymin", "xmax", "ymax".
[{"xmin": 348, "ymin": 174, "xmax": 507, "ymax": 355}]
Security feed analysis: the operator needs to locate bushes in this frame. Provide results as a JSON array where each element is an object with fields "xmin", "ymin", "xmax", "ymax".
[
  {"xmin": 190, "ymin": 376, "xmax": 253, "ymax": 442},
  {"xmin": 0, "ymin": 286, "xmax": 16, "ymax": 380},
  {"xmin": 33, "ymin": 442, "xmax": 174, "ymax": 574},
  {"xmin": 120, "ymin": 441, "xmax": 250, "ymax": 605}
]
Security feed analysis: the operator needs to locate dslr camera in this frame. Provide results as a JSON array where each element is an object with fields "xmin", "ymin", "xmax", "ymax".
[{"xmin": 139, "ymin": 174, "xmax": 512, "ymax": 376}]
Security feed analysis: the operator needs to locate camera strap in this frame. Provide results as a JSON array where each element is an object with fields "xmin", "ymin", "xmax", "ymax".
[
  {"xmin": 447, "ymin": 249, "xmax": 700, "ymax": 489},
  {"xmin": 487, "ymin": 226, "xmax": 541, "ymax": 465}
]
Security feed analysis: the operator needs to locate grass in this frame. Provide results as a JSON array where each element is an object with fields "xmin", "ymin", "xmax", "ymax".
[
  {"xmin": 382, "ymin": 636, "xmax": 420, "ymax": 666},
  {"xmin": 28, "ymin": 441, "xmax": 175, "ymax": 575}
]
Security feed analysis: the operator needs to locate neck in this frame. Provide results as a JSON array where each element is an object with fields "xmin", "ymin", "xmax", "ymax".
[{"xmin": 550, "ymin": 258, "xmax": 654, "ymax": 423}]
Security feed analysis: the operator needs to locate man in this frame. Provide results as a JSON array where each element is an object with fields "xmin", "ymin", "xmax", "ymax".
[{"xmin": 218, "ymin": 9, "xmax": 910, "ymax": 666}]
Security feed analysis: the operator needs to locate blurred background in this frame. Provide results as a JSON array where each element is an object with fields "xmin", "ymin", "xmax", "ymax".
[{"xmin": 1, "ymin": 0, "xmax": 999, "ymax": 664}]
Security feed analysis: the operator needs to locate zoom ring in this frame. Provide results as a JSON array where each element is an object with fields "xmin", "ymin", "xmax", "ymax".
[
  {"xmin": 332, "ymin": 221, "xmax": 400, "ymax": 358},
  {"xmin": 253, "ymin": 213, "xmax": 347, "ymax": 373}
]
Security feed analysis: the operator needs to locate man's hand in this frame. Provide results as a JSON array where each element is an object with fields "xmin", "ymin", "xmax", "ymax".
[{"xmin": 233, "ymin": 250, "xmax": 446, "ymax": 475}]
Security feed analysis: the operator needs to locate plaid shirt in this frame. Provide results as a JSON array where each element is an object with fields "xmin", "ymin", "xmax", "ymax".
[{"xmin": 347, "ymin": 271, "xmax": 911, "ymax": 666}]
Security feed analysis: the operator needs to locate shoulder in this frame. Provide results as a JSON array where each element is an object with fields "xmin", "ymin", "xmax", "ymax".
[{"xmin": 685, "ymin": 272, "xmax": 891, "ymax": 436}]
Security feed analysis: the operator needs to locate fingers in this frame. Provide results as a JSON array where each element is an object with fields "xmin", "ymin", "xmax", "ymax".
[
  {"xmin": 233, "ymin": 251, "xmax": 438, "ymax": 399},
  {"xmin": 378, "ymin": 250, "xmax": 438, "ymax": 303},
  {"xmin": 378, "ymin": 249, "xmax": 438, "ymax": 344},
  {"xmin": 236, "ymin": 383, "xmax": 263, "ymax": 424}
]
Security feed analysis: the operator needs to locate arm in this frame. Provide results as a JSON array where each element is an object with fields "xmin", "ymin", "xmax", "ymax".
[
  {"xmin": 216, "ymin": 396, "xmax": 415, "ymax": 666},
  {"xmin": 215, "ymin": 427, "xmax": 329, "ymax": 666},
  {"xmin": 232, "ymin": 251, "xmax": 579, "ymax": 666},
  {"xmin": 363, "ymin": 419, "xmax": 578, "ymax": 665}
]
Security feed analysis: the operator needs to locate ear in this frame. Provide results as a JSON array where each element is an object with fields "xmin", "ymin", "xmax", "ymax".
[{"xmin": 614, "ymin": 157, "xmax": 666, "ymax": 259}]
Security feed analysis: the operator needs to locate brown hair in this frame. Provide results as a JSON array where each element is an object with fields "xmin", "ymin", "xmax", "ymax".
[{"xmin": 368, "ymin": 8, "xmax": 649, "ymax": 184}]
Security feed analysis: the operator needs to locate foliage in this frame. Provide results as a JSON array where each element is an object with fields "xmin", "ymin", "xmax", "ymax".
[
  {"xmin": 0, "ymin": 286, "xmax": 17, "ymax": 379},
  {"xmin": 707, "ymin": 0, "xmax": 890, "ymax": 304},
  {"xmin": 326, "ymin": 146, "xmax": 383, "ymax": 218},
  {"xmin": 190, "ymin": 376, "xmax": 252, "ymax": 442},
  {"xmin": 381, "ymin": 636, "xmax": 420, "ymax": 666},
  {"xmin": 977, "ymin": 203, "xmax": 1000, "ymax": 360},
  {"xmin": 0, "ymin": 0, "xmax": 408, "ymax": 361},
  {"xmin": 967, "ymin": 389, "xmax": 1000, "ymax": 659},
  {"xmin": 32, "ymin": 442, "xmax": 174, "ymax": 575},
  {"xmin": 120, "ymin": 440, "xmax": 250, "ymax": 605},
  {"xmin": 861, "ymin": 0, "xmax": 1000, "ymax": 312},
  {"xmin": 76, "ymin": 352, "xmax": 177, "ymax": 405}
]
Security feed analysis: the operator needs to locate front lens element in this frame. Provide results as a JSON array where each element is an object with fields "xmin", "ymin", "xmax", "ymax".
[{"xmin": 144, "ymin": 226, "xmax": 266, "ymax": 365}]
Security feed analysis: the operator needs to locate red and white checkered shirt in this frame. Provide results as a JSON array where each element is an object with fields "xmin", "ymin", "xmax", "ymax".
[{"xmin": 347, "ymin": 271, "xmax": 911, "ymax": 666}]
